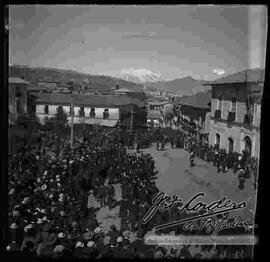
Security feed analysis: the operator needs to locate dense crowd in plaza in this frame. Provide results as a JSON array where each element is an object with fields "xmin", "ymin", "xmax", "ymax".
[{"xmin": 7, "ymin": 125, "xmax": 254, "ymax": 259}]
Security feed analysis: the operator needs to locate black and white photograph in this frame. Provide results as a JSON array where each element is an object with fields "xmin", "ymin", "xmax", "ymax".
[{"xmin": 5, "ymin": 4, "xmax": 267, "ymax": 259}]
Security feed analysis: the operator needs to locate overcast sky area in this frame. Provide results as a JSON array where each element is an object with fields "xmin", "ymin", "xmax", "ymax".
[{"xmin": 9, "ymin": 5, "xmax": 267, "ymax": 81}]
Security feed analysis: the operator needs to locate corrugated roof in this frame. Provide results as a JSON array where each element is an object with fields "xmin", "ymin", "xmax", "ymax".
[
  {"xmin": 208, "ymin": 69, "xmax": 265, "ymax": 85},
  {"xmin": 33, "ymin": 93, "xmax": 145, "ymax": 108},
  {"xmin": 9, "ymin": 77, "xmax": 28, "ymax": 84}
]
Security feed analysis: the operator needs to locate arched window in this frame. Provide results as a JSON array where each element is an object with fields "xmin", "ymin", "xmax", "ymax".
[
  {"xmin": 244, "ymin": 136, "xmax": 252, "ymax": 157},
  {"xmin": 228, "ymin": 137, "xmax": 234, "ymax": 153}
]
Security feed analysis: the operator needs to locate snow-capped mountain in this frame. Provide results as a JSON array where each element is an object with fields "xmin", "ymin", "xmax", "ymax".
[{"xmin": 116, "ymin": 68, "xmax": 162, "ymax": 83}]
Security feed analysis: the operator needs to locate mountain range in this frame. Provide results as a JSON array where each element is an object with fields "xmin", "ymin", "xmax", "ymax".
[
  {"xmin": 145, "ymin": 76, "xmax": 212, "ymax": 96},
  {"xmin": 9, "ymin": 65, "xmax": 264, "ymax": 97}
]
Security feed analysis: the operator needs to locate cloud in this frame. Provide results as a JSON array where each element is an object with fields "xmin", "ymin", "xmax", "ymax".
[{"xmin": 213, "ymin": 68, "xmax": 225, "ymax": 75}]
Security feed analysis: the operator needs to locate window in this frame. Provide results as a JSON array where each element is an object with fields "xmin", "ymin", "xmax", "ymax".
[
  {"xmin": 79, "ymin": 106, "xmax": 85, "ymax": 117},
  {"xmin": 218, "ymin": 97, "xmax": 222, "ymax": 110},
  {"xmin": 90, "ymin": 108, "xmax": 95, "ymax": 118},
  {"xmin": 103, "ymin": 109, "xmax": 109, "ymax": 119},
  {"xmin": 215, "ymin": 133, "xmax": 220, "ymax": 150},
  {"xmin": 231, "ymin": 98, "xmax": 236, "ymax": 112},
  {"xmin": 44, "ymin": 105, "xmax": 49, "ymax": 114},
  {"xmin": 16, "ymin": 86, "xmax": 22, "ymax": 97}
]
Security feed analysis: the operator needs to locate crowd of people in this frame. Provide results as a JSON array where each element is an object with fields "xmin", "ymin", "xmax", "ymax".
[
  {"xmin": 7, "ymin": 125, "xmax": 254, "ymax": 259},
  {"xmin": 183, "ymin": 135, "xmax": 259, "ymax": 190}
]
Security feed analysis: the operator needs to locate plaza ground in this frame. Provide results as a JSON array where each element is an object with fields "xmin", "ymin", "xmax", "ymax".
[{"xmin": 90, "ymin": 144, "xmax": 257, "ymax": 234}]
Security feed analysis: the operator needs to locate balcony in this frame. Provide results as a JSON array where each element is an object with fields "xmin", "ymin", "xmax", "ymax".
[
  {"xmin": 214, "ymin": 109, "xmax": 221, "ymax": 119},
  {"xmin": 244, "ymin": 114, "xmax": 253, "ymax": 125},
  {"xmin": 227, "ymin": 112, "xmax": 236, "ymax": 122}
]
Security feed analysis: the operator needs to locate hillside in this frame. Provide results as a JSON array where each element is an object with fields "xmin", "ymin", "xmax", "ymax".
[
  {"xmin": 145, "ymin": 76, "xmax": 212, "ymax": 96},
  {"xmin": 9, "ymin": 65, "xmax": 145, "ymax": 93}
]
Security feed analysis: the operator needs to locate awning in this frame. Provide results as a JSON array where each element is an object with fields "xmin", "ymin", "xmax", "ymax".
[{"xmin": 101, "ymin": 120, "xmax": 118, "ymax": 127}]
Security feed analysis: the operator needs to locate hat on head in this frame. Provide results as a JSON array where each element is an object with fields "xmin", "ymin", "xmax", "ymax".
[
  {"xmin": 94, "ymin": 227, "xmax": 102, "ymax": 234},
  {"xmin": 116, "ymin": 236, "xmax": 123, "ymax": 243},
  {"xmin": 122, "ymin": 230, "xmax": 130, "ymax": 238},
  {"xmin": 53, "ymin": 245, "xmax": 65, "ymax": 253},
  {"xmin": 37, "ymin": 218, "xmax": 44, "ymax": 224},
  {"xmin": 9, "ymin": 189, "xmax": 15, "ymax": 195},
  {"xmin": 58, "ymin": 232, "xmax": 66, "ymax": 238},
  {"xmin": 40, "ymin": 209, "xmax": 46, "ymax": 214},
  {"xmin": 10, "ymin": 223, "xmax": 18, "ymax": 229},
  {"xmin": 75, "ymin": 241, "xmax": 84, "ymax": 248},
  {"xmin": 87, "ymin": 241, "xmax": 95, "ymax": 248},
  {"xmin": 72, "ymin": 221, "xmax": 78, "ymax": 228}
]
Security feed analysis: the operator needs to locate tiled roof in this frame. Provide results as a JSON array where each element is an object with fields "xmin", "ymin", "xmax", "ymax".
[
  {"xmin": 208, "ymin": 69, "xmax": 265, "ymax": 85},
  {"xmin": 9, "ymin": 77, "xmax": 28, "ymax": 84},
  {"xmin": 33, "ymin": 93, "xmax": 145, "ymax": 108}
]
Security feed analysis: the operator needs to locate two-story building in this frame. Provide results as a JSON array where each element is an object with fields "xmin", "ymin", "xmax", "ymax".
[
  {"xmin": 206, "ymin": 69, "xmax": 264, "ymax": 157},
  {"xmin": 173, "ymin": 91, "xmax": 211, "ymax": 138},
  {"xmin": 9, "ymin": 77, "xmax": 28, "ymax": 124},
  {"xmin": 33, "ymin": 93, "xmax": 146, "ymax": 129}
]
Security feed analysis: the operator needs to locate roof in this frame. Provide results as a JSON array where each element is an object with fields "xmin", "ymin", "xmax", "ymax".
[
  {"xmin": 115, "ymin": 87, "xmax": 144, "ymax": 93},
  {"xmin": 33, "ymin": 93, "xmax": 145, "ymax": 108},
  {"xmin": 147, "ymin": 101, "xmax": 169, "ymax": 106},
  {"xmin": 9, "ymin": 77, "xmax": 28, "ymax": 84},
  {"xmin": 147, "ymin": 110, "xmax": 162, "ymax": 119},
  {"xmin": 174, "ymin": 91, "xmax": 211, "ymax": 109},
  {"xmin": 207, "ymin": 69, "xmax": 265, "ymax": 85}
]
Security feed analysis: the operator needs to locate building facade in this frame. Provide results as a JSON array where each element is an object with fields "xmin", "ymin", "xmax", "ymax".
[
  {"xmin": 9, "ymin": 77, "xmax": 28, "ymax": 124},
  {"xmin": 207, "ymin": 70, "xmax": 263, "ymax": 158},
  {"xmin": 34, "ymin": 93, "xmax": 146, "ymax": 129}
]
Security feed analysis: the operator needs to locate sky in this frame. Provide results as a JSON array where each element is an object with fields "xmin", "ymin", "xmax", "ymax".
[{"xmin": 9, "ymin": 5, "xmax": 267, "ymax": 81}]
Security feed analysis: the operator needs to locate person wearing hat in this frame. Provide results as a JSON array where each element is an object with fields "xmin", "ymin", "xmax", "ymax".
[
  {"xmin": 83, "ymin": 240, "xmax": 99, "ymax": 259},
  {"xmin": 122, "ymin": 230, "xmax": 131, "ymax": 246},
  {"xmin": 238, "ymin": 169, "xmax": 245, "ymax": 190},
  {"xmin": 9, "ymin": 223, "xmax": 19, "ymax": 244},
  {"xmin": 107, "ymin": 224, "xmax": 121, "ymax": 246},
  {"xmin": 113, "ymin": 236, "xmax": 131, "ymax": 258},
  {"xmin": 74, "ymin": 241, "xmax": 85, "ymax": 259}
]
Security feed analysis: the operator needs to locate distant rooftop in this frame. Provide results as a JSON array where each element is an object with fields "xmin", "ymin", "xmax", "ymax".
[
  {"xmin": 9, "ymin": 77, "xmax": 28, "ymax": 84},
  {"xmin": 33, "ymin": 93, "xmax": 145, "ymax": 108},
  {"xmin": 174, "ymin": 91, "xmax": 211, "ymax": 109},
  {"xmin": 207, "ymin": 69, "xmax": 265, "ymax": 85},
  {"xmin": 147, "ymin": 110, "xmax": 162, "ymax": 119}
]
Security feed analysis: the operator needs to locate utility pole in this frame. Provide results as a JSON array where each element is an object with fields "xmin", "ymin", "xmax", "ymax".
[
  {"xmin": 69, "ymin": 81, "xmax": 74, "ymax": 148},
  {"xmin": 130, "ymin": 105, "xmax": 134, "ymax": 133}
]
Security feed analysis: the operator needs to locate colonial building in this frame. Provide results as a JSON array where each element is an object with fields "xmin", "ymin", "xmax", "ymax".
[
  {"xmin": 9, "ymin": 77, "xmax": 28, "ymax": 124},
  {"xmin": 206, "ymin": 69, "xmax": 264, "ymax": 157},
  {"xmin": 33, "ymin": 93, "xmax": 146, "ymax": 129},
  {"xmin": 174, "ymin": 91, "xmax": 211, "ymax": 138}
]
